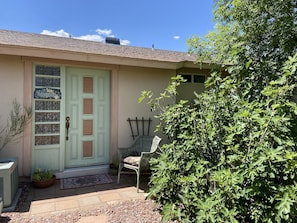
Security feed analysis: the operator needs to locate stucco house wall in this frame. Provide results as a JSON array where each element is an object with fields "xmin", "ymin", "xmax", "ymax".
[
  {"xmin": 0, "ymin": 56, "xmax": 176, "ymax": 176},
  {"xmin": 0, "ymin": 30, "xmax": 208, "ymax": 177},
  {"xmin": 0, "ymin": 55, "xmax": 27, "ymax": 175},
  {"xmin": 0, "ymin": 55, "xmax": 24, "ymax": 112},
  {"xmin": 118, "ymin": 66, "xmax": 173, "ymax": 147}
]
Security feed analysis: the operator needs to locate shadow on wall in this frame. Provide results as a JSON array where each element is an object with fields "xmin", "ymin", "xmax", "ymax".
[{"xmin": 127, "ymin": 117, "xmax": 152, "ymax": 140}]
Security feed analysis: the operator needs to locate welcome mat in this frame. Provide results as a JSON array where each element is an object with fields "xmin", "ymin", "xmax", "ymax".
[{"xmin": 60, "ymin": 174, "xmax": 113, "ymax": 190}]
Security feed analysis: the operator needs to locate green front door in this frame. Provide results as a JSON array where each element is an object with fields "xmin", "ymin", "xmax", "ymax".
[{"xmin": 65, "ymin": 67, "xmax": 110, "ymax": 168}]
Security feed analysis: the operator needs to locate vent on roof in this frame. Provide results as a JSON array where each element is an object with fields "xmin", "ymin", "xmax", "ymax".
[{"xmin": 105, "ymin": 37, "xmax": 120, "ymax": 45}]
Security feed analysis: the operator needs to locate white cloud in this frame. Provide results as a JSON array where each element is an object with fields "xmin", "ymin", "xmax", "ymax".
[
  {"xmin": 120, "ymin": 39, "xmax": 131, "ymax": 45},
  {"xmin": 96, "ymin": 29, "xmax": 112, "ymax": 36},
  {"xmin": 41, "ymin": 29, "xmax": 71, "ymax": 37},
  {"xmin": 76, "ymin": 34, "xmax": 104, "ymax": 42},
  {"xmin": 40, "ymin": 29, "xmax": 130, "ymax": 45},
  {"xmin": 173, "ymin": 35, "xmax": 181, "ymax": 40}
]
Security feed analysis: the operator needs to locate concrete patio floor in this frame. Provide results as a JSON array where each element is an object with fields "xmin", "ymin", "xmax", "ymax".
[{"xmin": 12, "ymin": 169, "xmax": 151, "ymax": 222}]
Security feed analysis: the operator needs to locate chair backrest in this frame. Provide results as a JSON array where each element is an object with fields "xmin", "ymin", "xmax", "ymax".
[
  {"xmin": 150, "ymin": 136, "xmax": 162, "ymax": 153},
  {"xmin": 134, "ymin": 136, "xmax": 153, "ymax": 153}
]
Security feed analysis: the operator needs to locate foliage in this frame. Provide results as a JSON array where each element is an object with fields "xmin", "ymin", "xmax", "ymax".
[
  {"xmin": 140, "ymin": 0, "xmax": 297, "ymax": 222},
  {"xmin": 188, "ymin": 0, "xmax": 297, "ymax": 66},
  {"xmin": 32, "ymin": 168, "xmax": 54, "ymax": 182},
  {"xmin": 140, "ymin": 54, "xmax": 297, "ymax": 222},
  {"xmin": 0, "ymin": 99, "xmax": 32, "ymax": 152},
  {"xmin": 188, "ymin": 0, "xmax": 297, "ymax": 99}
]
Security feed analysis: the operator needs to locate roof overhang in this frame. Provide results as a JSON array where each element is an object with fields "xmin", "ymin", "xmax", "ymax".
[{"xmin": 0, "ymin": 43, "xmax": 208, "ymax": 70}]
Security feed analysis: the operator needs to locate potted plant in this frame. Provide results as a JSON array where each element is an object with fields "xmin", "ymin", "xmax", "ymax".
[{"xmin": 32, "ymin": 168, "xmax": 56, "ymax": 188}]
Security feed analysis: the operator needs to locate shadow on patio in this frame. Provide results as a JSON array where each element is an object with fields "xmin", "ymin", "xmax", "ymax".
[{"xmin": 14, "ymin": 167, "xmax": 151, "ymax": 217}]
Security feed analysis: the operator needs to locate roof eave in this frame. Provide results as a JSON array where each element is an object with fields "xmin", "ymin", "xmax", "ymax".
[{"xmin": 0, "ymin": 44, "xmax": 207, "ymax": 70}]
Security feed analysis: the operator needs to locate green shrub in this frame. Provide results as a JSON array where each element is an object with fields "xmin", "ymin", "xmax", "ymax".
[{"xmin": 140, "ymin": 54, "xmax": 297, "ymax": 222}]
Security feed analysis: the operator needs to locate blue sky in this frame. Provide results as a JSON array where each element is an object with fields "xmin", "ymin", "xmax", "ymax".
[{"xmin": 0, "ymin": 0, "xmax": 215, "ymax": 52}]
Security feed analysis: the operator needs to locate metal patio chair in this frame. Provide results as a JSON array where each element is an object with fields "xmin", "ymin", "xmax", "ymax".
[{"xmin": 117, "ymin": 135, "xmax": 162, "ymax": 192}]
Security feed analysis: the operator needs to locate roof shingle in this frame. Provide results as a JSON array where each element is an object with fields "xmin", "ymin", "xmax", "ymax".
[{"xmin": 0, "ymin": 29, "xmax": 197, "ymax": 64}]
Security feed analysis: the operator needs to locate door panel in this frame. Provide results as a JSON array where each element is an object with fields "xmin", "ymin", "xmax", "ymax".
[{"xmin": 65, "ymin": 67, "xmax": 110, "ymax": 168}]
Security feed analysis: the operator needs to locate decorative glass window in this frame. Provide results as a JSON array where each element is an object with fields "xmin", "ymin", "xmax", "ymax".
[{"xmin": 33, "ymin": 65, "xmax": 61, "ymax": 146}]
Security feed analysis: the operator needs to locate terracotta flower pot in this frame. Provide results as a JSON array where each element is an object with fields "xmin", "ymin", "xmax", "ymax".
[{"xmin": 32, "ymin": 175, "xmax": 56, "ymax": 188}]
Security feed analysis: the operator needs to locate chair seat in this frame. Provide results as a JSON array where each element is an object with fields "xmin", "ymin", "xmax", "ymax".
[{"xmin": 123, "ymin": 156, "xmax": 141, "ymax": 166}]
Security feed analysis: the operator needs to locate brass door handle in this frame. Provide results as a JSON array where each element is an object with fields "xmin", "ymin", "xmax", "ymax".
[{"xmin": 66, "ymin": 116, "xmax": 70, "ymax": 140}]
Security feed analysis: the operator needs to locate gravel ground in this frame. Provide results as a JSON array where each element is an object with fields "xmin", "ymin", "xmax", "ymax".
[{"xmin": 0, "ymin": 183, "xmax": 171, "ymax": 223}]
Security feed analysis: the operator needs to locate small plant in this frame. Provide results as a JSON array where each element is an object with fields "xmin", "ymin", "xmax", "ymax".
[
  {"xmin": 0, "ymin": 99, "xmax": 31, "ymax": 152},
  {"xmin": 32, "ymin": 168, "xmax": 54, "ymax": 182}
]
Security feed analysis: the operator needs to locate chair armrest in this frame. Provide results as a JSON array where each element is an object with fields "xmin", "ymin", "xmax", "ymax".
[
  {"xmin": 142, "ymin": 146, "xmax": 162, "ymax": 156},
  {"xmin": 140, "ymin": 151, "xmax": 159, "ymax": 163},
  {"xmin": 141, "ymin": 151, "xmax": 153, "ymax": 157}
]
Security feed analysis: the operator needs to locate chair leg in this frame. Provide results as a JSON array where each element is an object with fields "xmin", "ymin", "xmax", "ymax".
[
  {"xmin": 117, "ymin": 163, "xmax": 123, "ymax": 184},
  {"xmin": 136, "ymin": 169, "xmax": 140, "ymax": 193},
  {"xmin": 118, "ymin": 164, "xmax": 141, "ymax": 193}
]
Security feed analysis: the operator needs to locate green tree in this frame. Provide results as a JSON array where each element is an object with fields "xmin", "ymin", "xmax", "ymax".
[
  {"xmin": 140, "ymin": 0, "xmax": 297, "ymax": 222},
  {"xmin": 189, "ymin": 0, "xmax": 296, "ymax": 98}
]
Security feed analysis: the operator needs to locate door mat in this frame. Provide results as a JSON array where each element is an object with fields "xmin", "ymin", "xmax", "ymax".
[{"xmin": 60, "ymin": 174, "xmax": 113, "ymax": 190}]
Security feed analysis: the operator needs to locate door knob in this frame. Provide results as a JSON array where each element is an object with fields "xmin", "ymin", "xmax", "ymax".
[{"xmin": 66, "ymin": 116, "xmax": 70, "ymax": 140}]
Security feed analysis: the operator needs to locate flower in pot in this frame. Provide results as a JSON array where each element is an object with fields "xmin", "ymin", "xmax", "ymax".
[{"xmin": 32, "ymin": 168, "xmax": 56, "ymax": 188}]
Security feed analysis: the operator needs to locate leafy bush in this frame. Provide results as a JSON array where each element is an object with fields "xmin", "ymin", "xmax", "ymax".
[
  {"xmin": 32, "ymin": 168, "xmax": 54, "ymax": 182},
  {"xmin": 140, "ymin": 53, "xmax": 297, "ymax": 222}
]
